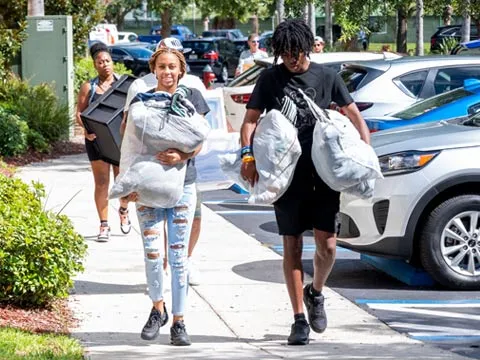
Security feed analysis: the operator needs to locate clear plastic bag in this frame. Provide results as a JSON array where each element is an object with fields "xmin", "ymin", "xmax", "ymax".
[
  {"xmin": 300, "ymin": 90, "xmax": 382, "ymax": 199},
  {"xmin": 219, "ymin": 109, "xmax": 302, "ymax": 205},
  {"xmin": 109, "ymin": 94, "xmax": 210, "ymax": 207}
]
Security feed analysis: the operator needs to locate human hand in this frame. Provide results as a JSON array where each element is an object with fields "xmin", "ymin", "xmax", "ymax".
[
  {"xmin": 123, "ymin": 192, "xmax": 138, "ymax": 203},
  {"xmin": 84, "ymin": 129, "xmax": 96, "ymax": 141},
  {"xmin": 156, "ymin": 149, "xmax": 188, "ymax": 166},
  {"xmin": 240, "ymin": 160, "xmax": 258, "ymax": 187}
]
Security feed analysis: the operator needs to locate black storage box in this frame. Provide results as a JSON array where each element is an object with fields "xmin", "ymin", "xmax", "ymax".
[{"xmin": 80, "ymin": 74, "xmax": 136, "ymax": 165}]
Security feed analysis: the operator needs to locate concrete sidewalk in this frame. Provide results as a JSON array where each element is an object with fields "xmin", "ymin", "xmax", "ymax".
[{"xmin": 18, "ymin": 153, "xmax": 469, "ymax": 360}]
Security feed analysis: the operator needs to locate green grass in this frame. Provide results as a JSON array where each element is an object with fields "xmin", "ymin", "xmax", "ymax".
[
  {"xmin": 369, "ymin": 42, "xmax": 432, "ymax": 54},
  {"xmin": 0, "ymin": 327, "xmax": 84, "ymax": 360}
]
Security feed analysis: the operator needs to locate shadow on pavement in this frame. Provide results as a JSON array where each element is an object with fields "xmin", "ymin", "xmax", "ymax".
[{"xmin": 73, "ymin": 280, "xmax": 147, "ymax": 295}]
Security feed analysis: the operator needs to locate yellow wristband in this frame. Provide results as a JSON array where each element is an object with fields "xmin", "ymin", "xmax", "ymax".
[{"xmin": 242, "ymin": 155, "xmax": 255, "ymax": 163}]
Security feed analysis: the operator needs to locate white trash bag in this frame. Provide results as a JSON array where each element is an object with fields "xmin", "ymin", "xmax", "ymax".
[
  {"xmin": 300, "ymin": 90, "xmax": 382, "ymax": 198},
  {"xmin": 219, "ymin": 109, "xmax": 302, "ymax": 204},
  {"xmin": 109, "ymin": 90, "xmax": 210, "ymax": 207}
]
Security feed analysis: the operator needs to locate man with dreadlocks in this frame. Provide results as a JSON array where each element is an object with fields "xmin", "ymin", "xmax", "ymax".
[{"xmin": 240, "ymin": 19, "xmax": 370, "ymax": 345}]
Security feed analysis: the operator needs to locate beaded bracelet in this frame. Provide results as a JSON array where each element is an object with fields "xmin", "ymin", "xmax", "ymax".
[
  {"xmin": 241, "ymin": 155, "xmax": 255, "ymax": 163},
  {"xmin": 241, "ymin": 145, "xmax": 252, "ymax": 155}
]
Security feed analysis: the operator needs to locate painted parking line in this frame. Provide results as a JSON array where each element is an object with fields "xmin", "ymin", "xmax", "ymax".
[{"xmin": 356, "ymin": 299, "xmax": 480, "ymax": 341}]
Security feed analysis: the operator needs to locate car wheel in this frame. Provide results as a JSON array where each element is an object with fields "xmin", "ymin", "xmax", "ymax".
[
  {"xmin": 420, "ymin": 195, "xmax": 480, "ymax": 289},
  {"xmin": 219, "ymin": 64, "xmax": 229, "ymax": 83}
]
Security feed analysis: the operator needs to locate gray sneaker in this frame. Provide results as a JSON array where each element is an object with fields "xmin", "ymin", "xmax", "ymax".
[{"xmin": 303, "ymin": 283, "xmax": 327, "ymax": 333}]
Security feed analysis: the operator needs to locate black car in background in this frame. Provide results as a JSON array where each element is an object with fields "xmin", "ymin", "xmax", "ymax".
[
  {"xmin": 201, "ymin": 29, "xmax": 244, "ymax": 41},
  {"xmin": 182, "ymin": 38, "xmax": 239, "ymax": 82},
  {"xmin": 430, "ymin": 25, "xmax": 479, "ymax": 52},
  {"xmin": 109, "ymin": 45, "xmax": 153, "ymax": 77}
]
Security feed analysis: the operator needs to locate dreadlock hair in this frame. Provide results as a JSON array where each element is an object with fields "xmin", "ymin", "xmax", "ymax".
[
  {"xmin": 271, "ymin": 19, "xmax": 314, "ymax": 64},
  {"xmin": 148, "ymin": 47, "xmax": 187, "ymax": 81}
]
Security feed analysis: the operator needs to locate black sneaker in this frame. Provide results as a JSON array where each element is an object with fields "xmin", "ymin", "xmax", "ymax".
[
  {"xmin": 303, "ymin": 283, "xmax": 327, "ymax": 333},
  {"xmin": 141, "ymin": 305, "xmax": 168, "ymax": 340},
  {"xmin": 170, "ymin": 320, "xmax": 191, "ymax": 346},
  {"xmin": 287, "ymin": 319, "xmax": 310, "ymax": 345}
]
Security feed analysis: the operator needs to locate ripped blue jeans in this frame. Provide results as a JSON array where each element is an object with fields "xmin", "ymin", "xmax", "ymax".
[{"xmin": 136, "ymin": 183, "xmax": 196, "ymax": 316}]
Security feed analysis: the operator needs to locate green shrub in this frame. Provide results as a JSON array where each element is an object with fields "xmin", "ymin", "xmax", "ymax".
[
  {"xmin": 27, "ymin": 130, "xmax": 50, "ymax": 153},
  {"xmin": 0, "ymin": 107, "xmax": 29, "ymax": 156},
  {"xmin": 0, "ymin": 176, "xmax": 87, "ymax": 306},
  {"xmin": 0, "ymin": 76, "xmax": 71, "ymax": 149},
  {"xmin": 74, "ymin": 57, "xmax": 133, "ymax": 94}
]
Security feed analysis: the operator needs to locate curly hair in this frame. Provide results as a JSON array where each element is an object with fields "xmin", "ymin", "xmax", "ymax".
[
  {"xmin": 148, "ymin": 47, "xmax": 187, "ymax": 80},
  {"xmin": 271, "ymin": 19, "xmax": 314, "ymax": 64}
]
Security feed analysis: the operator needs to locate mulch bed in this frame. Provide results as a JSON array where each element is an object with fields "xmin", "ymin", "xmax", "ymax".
[
  {"xmin": 0, "ymin": 139, "xmax": 85, "ymax": 334},
  {"xmin": 0, "ymin": 140, "xmax": 85, "ymax": 178},
  {"xmin": 0, "ymin": 300, "xmax": 78, "ymax": 334}
]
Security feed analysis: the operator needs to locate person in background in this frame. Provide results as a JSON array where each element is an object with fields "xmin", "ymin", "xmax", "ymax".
[
  {"xmin": 122, "ymin": 37, "xmax": 206, "ymax": 286},
  {"xmin": 76, "ymin": 42, "xmax": 131, "ymax": 242},
  {"xmin": 312, "ymin": 36, "xmax": 325, "ymax": 53},
  {"xmin": 235, "ymin": 33, "xmax": 268, "ymax": 77},
  {"xmin": 124, "ymin": 47, "xmax": 210, "ymax": 346},
  {"xmin": 240, "ymin": 19, "xmax": 370, "ymax": 346}
]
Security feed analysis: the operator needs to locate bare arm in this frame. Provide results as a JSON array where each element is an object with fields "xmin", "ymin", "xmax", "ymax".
[
  {"xmin": 76, "ymin": 82, "xmax": 90, "ymax": 128},
  {"xmin": 341, "ymin": 102, "xmax": 371, "ymax": 145},
  {"xmin": 240, "ymin": 108, "xmax": 262, "ymax": 147},
  {"xmin": 120, "ymin": 111, "xmax": 127, "ymax": 138}
]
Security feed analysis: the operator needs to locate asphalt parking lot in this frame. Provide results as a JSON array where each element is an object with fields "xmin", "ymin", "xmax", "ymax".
[{"xmin": 202, "ymin": 188, "xmax": 480, "ymax": 359}]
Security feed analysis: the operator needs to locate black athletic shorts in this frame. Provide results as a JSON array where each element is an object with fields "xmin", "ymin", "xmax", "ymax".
[
  {"xmin": 85, "ymin": 138, "xmax": 117, "ymax": 165},
  {"xmin": 273, "ymin": 144, "xmax": 340, "ymax": 236}
]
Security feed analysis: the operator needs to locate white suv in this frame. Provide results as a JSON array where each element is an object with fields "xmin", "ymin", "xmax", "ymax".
[{"xmin": 337, "ymin": 116, "xmax": 480, "ymax": 289}]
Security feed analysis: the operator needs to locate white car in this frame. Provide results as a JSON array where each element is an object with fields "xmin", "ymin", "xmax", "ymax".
[
  {"xmin": 337, "ymin": 116, "xmax": 480, "ymax": 289},
  {"xmin": 339, "ymin": 55, "xmax": 480, "ymax": 117},
  {"xmin": 223, "ymin": 52, "xmax": 401, "ymax": 131},
  {"xmin": 117, "ymin": 31, "xmax": 138, "ymax": 44}
]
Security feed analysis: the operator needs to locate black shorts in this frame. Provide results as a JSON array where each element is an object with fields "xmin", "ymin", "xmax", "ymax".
[
  {"xmin": 273, "ymin": 146, "xmax": 340, "ymax": 236},
  {"xmin": 85, "ymin": 138, "xmax": 117, "ymax": 165}
]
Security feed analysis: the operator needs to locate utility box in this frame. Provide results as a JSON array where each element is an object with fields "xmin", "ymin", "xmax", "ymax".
[{"xmin": 22, "ymin": 15, "xmax": 74, "ymax": 136}]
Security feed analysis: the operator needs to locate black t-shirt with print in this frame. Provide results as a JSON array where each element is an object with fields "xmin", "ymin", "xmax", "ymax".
[
  {"xmin": 246, "ymin": 62, "xmax": 353, "ymax": 146},
  {"xmin": 130, "ymin": 87, "xmax": 210, "ymax": 185}
]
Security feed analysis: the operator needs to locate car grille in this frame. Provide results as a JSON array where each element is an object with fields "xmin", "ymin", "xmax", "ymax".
[
  {"xmin": 373, "ymin": 200, "xmax": 389, "ymax": 234},
  {"xmin": 337, "ymin": 213, "xmax": 360, "ymax": 238}
]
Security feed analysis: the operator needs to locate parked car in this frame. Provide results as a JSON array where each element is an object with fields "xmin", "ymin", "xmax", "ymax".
[
  {"xmin": 109, "ymin": 45, "xmax": 153, "ymax": 77},
  {"xmin": 430, "ymin": 24, "xmax": 479, "ymax": 52},
  {"xmin": 223, "ymin": 51, "xmax": 402, "ymax": 131},
  {"xmin": 337, "ymin": 114, "xmax": 480, "ymax": 289},
  {"xmin": 232, "ymin": 37, "xmax": 269, "ymax": 56},
  {"xmin": 117, "ymin": 31, "xmax": 138, "ymax": 43},
  {"xmin": 182, "ymin": 37, "xmax": 239, "ymax": 82},
  {"xmin": 202, "ymin": 29, "xmax": 244, "ymax": 40},
  {"xmin": 137, "ymin": 24, "xmax": 195, "ymax": 44},
  {"xmin": 365, "ymin": 78, "xmax": 480, "ymax": 132},
  {"xmin": 451, "ymin": 39, "xmax": 480, "ymax": 55},
  {"xmin": 339, "ymin": 56, "xmax": 480, "ymax": 117}
]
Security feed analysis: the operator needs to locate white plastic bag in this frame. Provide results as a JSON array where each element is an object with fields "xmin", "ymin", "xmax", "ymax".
[
  {"xmin": 109, "ymin": 92, "xmax": 210, "ymax": 207},
  {"xmin": 301, "ymin": 90, "xmax": 382, "ymax": 198},
  {"xmin": 219, "ymin": 109, "xmax": 302, "ymax": 204}
]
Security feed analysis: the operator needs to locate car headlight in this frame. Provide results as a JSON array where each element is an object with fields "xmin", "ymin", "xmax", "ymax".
[{"xmin": 378, "ymin": 151, "xmax": 439, "ymax": 176}]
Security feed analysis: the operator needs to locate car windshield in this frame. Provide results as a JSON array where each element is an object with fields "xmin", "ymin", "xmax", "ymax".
[
  {"xmin": 125, "ymin": 47, "xmax": 153, "ymax": 58},
  {"xmin": 392, "ymin": 88, "xmax": 472, "ymax": 120},
  {"xmin": 183, "ymin": 41, "xmax": 214, "ymax": 52},
  {"xmin": 226, "ymin": 63, "xmax": 268, "ymax": 87}
]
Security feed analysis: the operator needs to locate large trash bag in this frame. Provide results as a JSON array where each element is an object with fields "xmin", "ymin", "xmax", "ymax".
[
  {"xmin": 109, "ymin": 89, "xmax": 210, "ymax": 207},
  {"xmin": 219, "ymin": 109, "xmax": 302, "ymax": 204},
  {"xmin": 301, "ymin": 90, "xmax": 382, "ymax": 198}
]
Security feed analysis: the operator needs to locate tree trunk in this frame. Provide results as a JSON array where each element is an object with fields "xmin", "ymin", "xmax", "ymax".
[
  {"xmin": 325, "ymin": 0, "xmax": 333, "ymax": 47},
  {"xmin": 276, "ymin": 0, "xmax": 284, "ymax": 25},
  {"xmin": 442, "ymin": 5, "xmax": 453, "ymax": 25},
  {"xmin": 28, "ymin": 0, "xmax": 45, "ymax": 16},
  {"xmin": 252, "ymin": 14, "xmax": 259, "ymax": 34},
  {"xmin": 396, "ymin": 8, "xmax": 408, "ymax": 53},
  {"xmin": 161, "ymin": 8, "xmax": 172, "ymax": 38},
  {"xmin": 308, "ymin": 1, "xmax": 316, "ymax": 36},
  {"xmin": 415, "ymin": 0, "xmax": 424, "ymax": 55},
  {"xmin": 302, "ymin": 4, "xmax": 308, "ymax": 23},
  {"xmin": 461, "ymin": 0, "xmax": 471, "ymax": 42}
]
